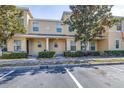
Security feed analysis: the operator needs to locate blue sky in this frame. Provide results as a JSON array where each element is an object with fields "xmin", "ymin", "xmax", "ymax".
[{"xmin": 19, "ymin": 5, "xmax": 124, "ymax": 20}]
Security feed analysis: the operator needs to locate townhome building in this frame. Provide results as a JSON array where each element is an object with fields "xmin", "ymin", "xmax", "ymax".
[{"xmin": 6, "ymin": 7, "xmax": 124, "ymax": 55}]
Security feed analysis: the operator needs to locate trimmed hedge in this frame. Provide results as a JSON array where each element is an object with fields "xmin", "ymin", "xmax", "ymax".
[
  {"xmin": 64, "ymin": 51, "xmax": 100, "ymax": 57},
  {"xmin": 104, "ymin": 50, "xmax": 124, "ymax": 56},
  {"xmin": 2, "ymin": 52, "xmax": 28, "ymax": 59},
  {"xmin": 64, "ymin": 50, "xmax": 124, "ymax": 57},
  {"xmin": 38, "ymin": 51, "xmax": 55, "ymax": 58},
  {"xmin": 81, "ymin": 51, "xmax": 101, "ymax": 56},
  {"xmin": 64, "ymin": 51, "xmax": 82, "ymax": 57}
]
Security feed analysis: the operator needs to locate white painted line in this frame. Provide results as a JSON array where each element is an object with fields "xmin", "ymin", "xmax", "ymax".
[
  {"xmin": 0, "ymin": 70, "xmax": 15, "ymax": 80},
  {"xmin": 107, "ymin": 66, "xmax": 124, "ymax": 72},
  {"xmin": 65, "ymin": 68, "xmax": 83, "ymax": 88}
]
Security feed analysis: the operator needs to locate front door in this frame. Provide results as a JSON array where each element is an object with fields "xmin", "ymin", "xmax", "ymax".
[{"xmin": 26, "ymin": 40, "xmax": 29, "ymax": 54}]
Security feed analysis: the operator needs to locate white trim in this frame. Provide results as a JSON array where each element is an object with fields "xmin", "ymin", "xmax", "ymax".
[
  {"xmin": 107, "ymin": 66, "xmax": 124, "ymax": 72},
  {"xmin": 0, "ymin": 70, "xmax": 15, "ymax": 80},
  {"xmin": 65, "ymin": 68, "xmax": 83, "ymax": 88},
  {"xmin": 14, "ymin": 34, "xmax": 74, "ymax": 39}
]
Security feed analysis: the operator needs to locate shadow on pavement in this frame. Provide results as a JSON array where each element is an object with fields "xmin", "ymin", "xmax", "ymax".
[{"xmin": 0, "ymin": 65, "xmax": 97, "ymax": 85}]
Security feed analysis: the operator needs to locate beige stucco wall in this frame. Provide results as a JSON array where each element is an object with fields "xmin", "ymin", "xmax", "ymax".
[
  {"xmin": 49, "ymin": 39, "xmax": 66, "ymax": 54},
  {"xmin": 66, "ymin": 38, "xmax": 83, "ymax": 51},
  {"xmin": 28, "ymin": 38, "xmax": 46, "ymax": 55},
  {"xmin": 97, "ymin": 39, "xmax": 109, "ymax": 51},
  {"xmin": 108, "ymin": 32, "xmax": 124, "ymax": 50},
  {"xmin": 28, "ymin": 19, "xmax": 76, "ymax": 36}
]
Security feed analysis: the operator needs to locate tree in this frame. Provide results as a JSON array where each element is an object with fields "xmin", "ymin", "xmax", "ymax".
[
  {"xmin": 0, "ymin": 5, "xmax": 26, "ymax": 51},
  {"xmin": 64, "ymin": 5, "xmax": 119, "ymax": 51}
]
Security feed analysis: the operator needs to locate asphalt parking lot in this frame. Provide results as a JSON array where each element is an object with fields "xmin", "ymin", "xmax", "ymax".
[{"xmin": 1, "ymin": 64, "xmax": 124, "ymax": 88}]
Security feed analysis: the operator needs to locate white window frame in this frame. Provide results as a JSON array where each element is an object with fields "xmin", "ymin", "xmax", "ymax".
[
  {"xmin": 70, "ymin": 41, "xmax": 76, "ymax": 51},
  {"xmin": 115, "ymin": 40, "xmax": 120, "ymax": 49},
  {"xmin": 32, "ymin": 21, "xmax": 40, "ymax": 32},
  {"xmin": 14, "ymin": 40, "xmax": 21, "ymax": 52},
  {"xmin": 90, "ymin": 41, "xmax": 96, "ymax": 51},
  {"xmin": 56, "ymin": 22, "xmax": 62, "ymax": 32},
  {"xmin": 116, "ymin": 21, "xmax": 122, "ymax": 32}
]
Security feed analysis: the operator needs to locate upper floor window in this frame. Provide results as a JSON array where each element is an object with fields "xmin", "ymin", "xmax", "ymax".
[
  {"xmin": 116, "ymin": 40, "xmax": 119, "ymax": 49},
  {"xmin": 70, "ymin": 41, "xmax": 76, "ymax": 51},
  {"xmin": 56, "ymin": 22, "xmax": 62, "ymax": 32},
  {"xmin": 33, "ymin": 21, "xmax": 39, "ymax": 32},
  {"xmin": 20, "ymin": 18, "xmax": 24, "ymax": 26},
  {"xmin": 68, "ymin": 25, "xmax": 74, "ymax": 32},
  {"xmin": 14, "ymin": 40, "xmax": 21, "ymax": 52},
  {"xmin": 116, "ymin": 21, "xmax": 122, "ymax": 31},
  {"xmin": 90, "ymin": 41, "xmax": 96, "ymax": 51}
]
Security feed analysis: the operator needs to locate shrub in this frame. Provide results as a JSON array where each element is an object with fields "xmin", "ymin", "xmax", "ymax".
[
  {"xmin": 64, "ymin": 51, "xmax": 82, "ymax": 57},
  {"xmin": 81, "ymin": 51, "xmax": 101, "ymax": 56},
  {"xmin": 104, "ymin": 50, "xmax": 124, "ymax": 56},
  {"xmin": 38, "ymin": 51, "xmax": 55, "ymax": 58},
  {"xmin": 63, "ymin": 51, "xmax": 100, "ymax": 57},
  {"xmin": 2, "ymin": 52, "xmax": 28, "ymax": 59}
]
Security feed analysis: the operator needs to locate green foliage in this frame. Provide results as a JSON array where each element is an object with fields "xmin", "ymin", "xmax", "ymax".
[
  {"xmin": 81, "ymin": 51, "xmax": 101, "ymax": 56},
  {"xmin": 38, "ymin": 51, "xmax": 55, "ymax": 58},
  {"xmin": 64, "ymin": 51, "xmax": 100, "ymax": 57},
  {"xmin": 0, "ymin": 5, "xmax": 26, "ymax": 48},
  {"xmin": 2, "ymin": 52, "xmax": 28, "ymax": 59},
  {"xmin": 64, "ymin": 5, "xmax": 119, "ymax": 50},
  {"xmin": 64, "ymin": 51, "xmax": 82, "ymax": 57},
  {"xmin": 104, "ymin": 50, "xmax": 124, "ymax": 56}
]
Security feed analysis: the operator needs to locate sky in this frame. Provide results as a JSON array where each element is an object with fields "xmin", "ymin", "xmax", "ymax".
[{"xmin": 19, "ymin": 5, "xmax": 124, "ymax": 20}]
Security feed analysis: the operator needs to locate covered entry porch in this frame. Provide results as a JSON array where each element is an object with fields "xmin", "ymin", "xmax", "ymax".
[
  {"xmin": 13, "ymin": 34, "xmax": 74, "ymax": 56},
  {"xmin": 26, "ymin": 38, "xmax": 66, "ymax": 55}
]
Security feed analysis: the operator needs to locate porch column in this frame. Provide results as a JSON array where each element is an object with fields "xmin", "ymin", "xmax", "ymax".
[{"xmin": 46, "ymin": 38, "xmax": 49, "ymax": 51}]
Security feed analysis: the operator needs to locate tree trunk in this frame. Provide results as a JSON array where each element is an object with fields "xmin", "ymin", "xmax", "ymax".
[
  {"xmin": 0, "ymin": 47, "xmax": 2, "ymax": 57},
  {"xmin": 0, "ymin": 40, "xmax": 6, "ymax": 56},
  {"xmin": 83, "ymin": 41, "xmax": 88, "ymax": 52}
]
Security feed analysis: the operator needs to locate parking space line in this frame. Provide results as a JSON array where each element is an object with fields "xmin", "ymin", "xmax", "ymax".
[
  {"xmin": 107, "ymin": 66, "xmax": 124, "ymax": 72},
  {"xmin": 65, "ymin": 68, "xmax": 83, "ymax": 88},
  {"xmin": 0, "ymin": 70, "xmax": 15, "ymax": 80}
]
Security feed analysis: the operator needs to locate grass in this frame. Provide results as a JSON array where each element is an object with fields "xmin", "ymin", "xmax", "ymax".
[{"xmin": 94, "ymin": 58, "xmax": 124, "ymax": 62}]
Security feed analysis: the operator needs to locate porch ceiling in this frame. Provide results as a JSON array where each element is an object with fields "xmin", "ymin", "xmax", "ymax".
[{"xmin": 14, "ymin": 34, "xmax": 74, "ymax": 39}]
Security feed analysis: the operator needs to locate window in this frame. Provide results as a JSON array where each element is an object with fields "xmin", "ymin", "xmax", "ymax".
[
  {"xmin": 20, "ymin": 18, "xmax": 24, "ymax": 26},
  {"xmin": 37, "ymin": 41, "xmax": 42, "ymax": 48},
  {"xmin": 33, "ymin": 21, "xmax": 39, "ymax": 32},
  {"xmin": 80, "ymin": 41, "xmax": 85, "ymax": 51},
  {"xmin": 90, "ymin": 41, "xmax": 96, "ymax": 51},
  {"xmin": 68, "ymin": 25, "xmax": 74, "ymax": 32},
  {"xmin": 14, "ymin": 40, "xmax": 21, "ymax": 52},
  {"xmin": 56, "ymin": 22, "xmax": 62, "ymax": 32},
  {"xmin": 116, "ymin": 40, "xmax": 119, "ymax": 49},
  {"xmin": 116, "ymin": 21, "xmax": 122, "ymax": 31},
  {"xmin": 70, "ymin": 41, "xmax": 76, "ymax": 51}
]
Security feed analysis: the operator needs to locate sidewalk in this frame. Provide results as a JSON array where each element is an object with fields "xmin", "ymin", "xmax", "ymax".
[{"xmin": 0, "ymin": 56, "xmax": 124, "ymax": 68}]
